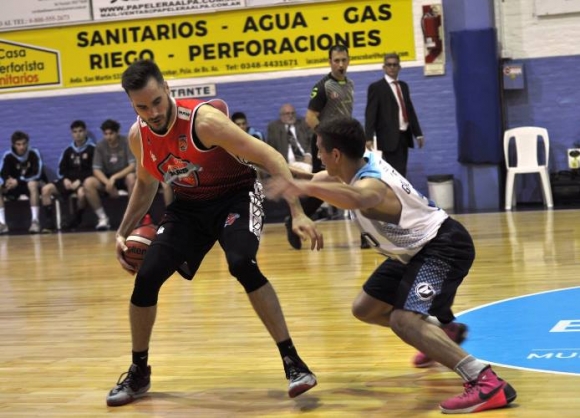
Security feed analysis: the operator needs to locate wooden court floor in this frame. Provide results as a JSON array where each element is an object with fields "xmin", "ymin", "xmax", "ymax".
[{"xmin": 0, "ymin": 209, "xmax": 578, "ymax": 417}]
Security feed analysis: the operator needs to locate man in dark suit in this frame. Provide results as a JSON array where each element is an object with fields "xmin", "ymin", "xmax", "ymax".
[
  {"xmin": 267, "ymin": 104, "xmax": 313, "ymax": 172},
  {"xmin": 365, "ymin": 53, "xmax": 424, "ymax": 177}
]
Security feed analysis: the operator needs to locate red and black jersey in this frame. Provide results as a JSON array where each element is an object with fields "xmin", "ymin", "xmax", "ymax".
[{"xmin": 138, "ymin": 98, "xmax": 256, "ymax": 201}]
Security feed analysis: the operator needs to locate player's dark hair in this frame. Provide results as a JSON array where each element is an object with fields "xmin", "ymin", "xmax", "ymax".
[
  {"xmin": 100, "ymin": 119, "xmax": 121, "ymax": 132},
  {"xmin": 11, "ymin": 130, "xmax": 29, "ymax": 145},
  {"xmin": 70, "ymin": 120, "xmax": 86, "ymax": 130},
  {"xmin": 328, "ymin": 44, "xmax": 349, "ymax": 59},
  {"xmin": 316, "ymin": 117, "xmax": 366, "ymax": 159},
  {"xmin": 122, "ymin": 60, "xmax": 164, "ymax": 93},
  {"xmin": 231, "ymin": 112, "xmax": 247, "ymax": 122}
]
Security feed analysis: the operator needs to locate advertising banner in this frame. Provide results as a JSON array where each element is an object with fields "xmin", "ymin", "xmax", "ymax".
[
  {"xmin": 246, "ymin": 0, "xmax": 311, "ymax": 5},
  {"xmin": 92, "ymin": 0, "xmax": 244, "ymax": 21},
  {"xmin": 0, "ymin": 40, "xmax": 61, "ymax": 90},
  {"xmin": 0, "ymin": 0, "xmax": 92, "ymax": 31},
  {"xmin": 0, "ymin": 0, "xmax": 415, "ymax": 93}
]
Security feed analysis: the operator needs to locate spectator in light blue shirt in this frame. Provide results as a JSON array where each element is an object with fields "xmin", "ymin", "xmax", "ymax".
[{"xmin": 231, "ymin": 111, "xmax": 264, "ymax": 141}]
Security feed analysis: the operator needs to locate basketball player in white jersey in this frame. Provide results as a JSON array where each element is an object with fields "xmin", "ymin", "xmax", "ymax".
[{"xmin": 266, "ymin": 117, "xmax": 517, "ymax": 414}]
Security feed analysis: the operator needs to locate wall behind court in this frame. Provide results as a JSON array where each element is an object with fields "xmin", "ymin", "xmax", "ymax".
[
  {"xmin": 496, "ymin": 0, "xmax": 580, "ymax": 202},
  {"xmin": 1, "ymin": 0, "xmax": 580, "ymax": 211}
]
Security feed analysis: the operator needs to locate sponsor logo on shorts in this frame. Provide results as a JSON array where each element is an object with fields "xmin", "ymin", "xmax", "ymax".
[
  {"xmin": 224, "ymin": 213, "xmax": 240, "ymax": 226},
  {"xmin": 415, "ymin": 283, "xmax": 435, "ymax": 301}
]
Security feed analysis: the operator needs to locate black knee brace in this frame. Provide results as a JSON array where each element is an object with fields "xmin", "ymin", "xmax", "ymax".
[
  {"xmin": 228, "ymin": 257, "xmax": 268, "ymax": 293},
  {"xmin": 130, "ymin": 257, "xmax": 175, "ymax": 307},
  {"xmin": 130, "ymin": 272, "xmax": 165, "ymax": 307}
]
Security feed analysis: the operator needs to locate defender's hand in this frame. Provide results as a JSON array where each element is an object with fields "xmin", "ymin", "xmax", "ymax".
[{"xmin": 290, "ymin": 213, "xmax": 324, "ymax": 251}]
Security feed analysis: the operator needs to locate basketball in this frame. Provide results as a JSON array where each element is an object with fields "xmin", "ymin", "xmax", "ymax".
[{"xmin": 124, "ymin": 224, "xmax": 158, "ymax": 270}]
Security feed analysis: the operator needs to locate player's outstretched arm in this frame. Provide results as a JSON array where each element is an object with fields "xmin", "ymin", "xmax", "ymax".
[{"xmin": 266, "ymin": 176, "xmax": 384, "ymax": 212}]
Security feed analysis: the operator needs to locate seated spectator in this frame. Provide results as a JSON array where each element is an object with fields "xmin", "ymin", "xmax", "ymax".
[
  {"xmin": 0, "ymin": 131, "xmax": 44, "ymax": 234},
  {"xmin": 41, "ymin": 120, "xmax": 95, "ymax": 232},
  {"xmin": 231, "ymin": 111, "xmax": 264, "ymax": 140},
  {"xmin": 266, "ymin": 104, "xmax": 313, "ymax": 173},
  {"xmin": 84, "ymin": 119, "xmax": 136, "ymax": 231}
]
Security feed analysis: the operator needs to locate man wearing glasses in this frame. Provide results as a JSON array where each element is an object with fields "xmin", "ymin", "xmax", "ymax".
[
  {"xmin": 365, "ymin": 53, "xmax": 424, "ymax": 177},
  {"xmin": 266, "ymin": 104, "xmax": 313, "ymax": 173}
]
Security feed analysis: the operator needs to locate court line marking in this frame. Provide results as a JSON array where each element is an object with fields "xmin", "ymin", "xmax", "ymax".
[{"xmin": 456, "ymin": 285, "xmax": 580, "ymax": 376}]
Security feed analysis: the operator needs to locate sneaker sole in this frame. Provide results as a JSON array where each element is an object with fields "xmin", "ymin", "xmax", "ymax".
[
  {"xmin": 288, "ymin": 379, "xmax": 317, "ymax": 398},
  {"xmin": 440, "ymin": 382, "xmax": 517, "ymax": 414},
  {"xmin": 106, "ymin": 383, "xmax": 151, "ymax": 407}
]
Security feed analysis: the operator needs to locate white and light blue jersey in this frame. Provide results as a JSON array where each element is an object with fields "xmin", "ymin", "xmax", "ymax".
[{"xmin": 350, "ymin": 152, "xmax": 448, "ymax": 264}]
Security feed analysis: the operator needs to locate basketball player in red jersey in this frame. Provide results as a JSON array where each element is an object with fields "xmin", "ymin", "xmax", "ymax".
[{"xmin": 106, "ymin": 60, "xmax": 323, "ymax": 407}]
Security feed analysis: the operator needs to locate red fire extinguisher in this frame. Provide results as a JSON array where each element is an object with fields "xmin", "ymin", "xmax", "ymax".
[{"xmin": 421, "ymin": 6, "xmax": 443, "ymax": 64}]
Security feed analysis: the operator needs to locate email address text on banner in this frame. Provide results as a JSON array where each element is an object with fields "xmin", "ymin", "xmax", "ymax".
[{"xmin": 92, "ymin": 0, "xmax": 244, "ymax": 21}]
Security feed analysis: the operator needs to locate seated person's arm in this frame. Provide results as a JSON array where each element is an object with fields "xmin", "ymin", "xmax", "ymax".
[
  {"xmin": 93, "ymin": 168, "xmax": 110, "ymax": 185},
  {"xmin": 63, "ymin": 178, "xmax": 77, "ymax": 190},
  {"xmin": 109, "ymin": 162, "xmax": 136, "ymax": 183}
]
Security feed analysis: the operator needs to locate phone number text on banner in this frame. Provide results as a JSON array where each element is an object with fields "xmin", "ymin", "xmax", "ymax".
[
  {"xmin": 0, "ymin": 0, "xmax": 415, "ymax": 92},
  {"xmin": 0, "ymin": 0, "xmax": 91, "ymax": 31}
]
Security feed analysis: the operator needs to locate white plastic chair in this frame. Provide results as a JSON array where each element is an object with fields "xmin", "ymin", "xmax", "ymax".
[{"xmin": 504, "ymin": 127, "xmax": 553, "ymax": 210}]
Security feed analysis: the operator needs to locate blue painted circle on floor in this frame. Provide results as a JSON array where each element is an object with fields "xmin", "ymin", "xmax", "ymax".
[{"xmin": 456, "ymin": 286, "xmax": 580, "ymax": 375}]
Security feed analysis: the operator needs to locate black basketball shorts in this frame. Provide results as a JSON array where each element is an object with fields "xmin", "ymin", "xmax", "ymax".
[{"xmin": 362, "ymin": 217, "xmax": 475, "ymax": 324}]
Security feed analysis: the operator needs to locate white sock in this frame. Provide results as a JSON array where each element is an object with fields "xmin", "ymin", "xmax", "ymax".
[
  {"xmin": 0, "ymin": 208, "xmax": 5, "ymax": 224},
  {"xmin": 454, "ymin": 355, "xmax": 487, "ymax": 382},
  {"xmin": 31, "ymin": 206, "xmax": 39, "ymax": 222},
  {"xmin": 95, "ymin": 207, "xmax": 107, "ymax": 220}
]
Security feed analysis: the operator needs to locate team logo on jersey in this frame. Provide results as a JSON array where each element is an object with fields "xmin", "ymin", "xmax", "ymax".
[
  {"xmin": 178, "ymin": 134, "xmax": 188, "ymax": 151},
  {"xmin": 158, "ymin": 154, "xmax": 202, "ymax": 187},
  {"xmin": 150, "ymin": 150, "xmax": 157, "ymax": 162},
  {"xmin": 415, "ymin": 283, "xmax": 436, "ymax": 301},
  {"xmin": 329, "ymin": 91, "xmax": 340, "ymax": 99},
  {"xmin": 224, "ymin": 213, "xmax": 240, "ymax": 226}
]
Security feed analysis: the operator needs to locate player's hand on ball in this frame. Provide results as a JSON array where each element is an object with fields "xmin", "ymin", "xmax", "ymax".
[
  {"xmin": 118, "ymin": 225, "xmax": 157, "ymax": 274},
  {"xmin": 116, "ymin": 234, "xmax": 137, "ymax": 275}
]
